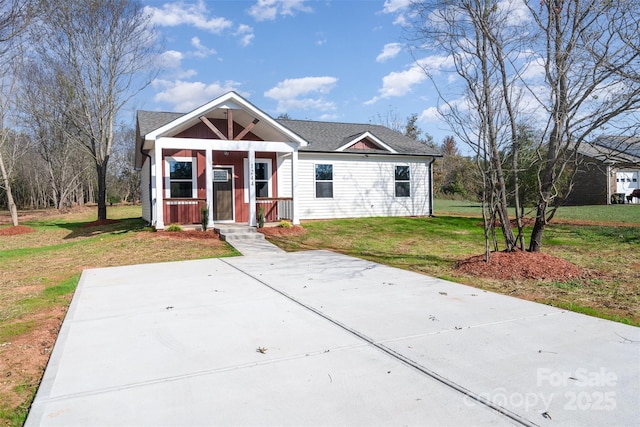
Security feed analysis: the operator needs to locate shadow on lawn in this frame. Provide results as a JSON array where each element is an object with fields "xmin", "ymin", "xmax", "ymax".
[{"xmin": 57, "ymin": 217, "xmax": 148, "ymax": 240}]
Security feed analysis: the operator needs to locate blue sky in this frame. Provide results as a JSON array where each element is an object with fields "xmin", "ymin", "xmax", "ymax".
[{"xmin": 137, "ymin": 0, "xmax": 451, "ymax": 144}]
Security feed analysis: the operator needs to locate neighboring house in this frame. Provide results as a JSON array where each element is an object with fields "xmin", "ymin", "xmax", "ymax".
[
  {"xmin": 135, "ymin": 91, "xmax": 441, "ymax": 229},
  {"xmin": 566, "ymin": 136, "xmax": 640, "ymax": 205}
]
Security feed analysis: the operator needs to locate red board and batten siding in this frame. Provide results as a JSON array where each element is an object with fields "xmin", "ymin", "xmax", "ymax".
[
  {"xmin": 161, "ymin": 149, "xmax": 206, "ymax": 224},
  {"xmin": 161, "ymin": 148, "xmax": 278, "ymax": 224}
]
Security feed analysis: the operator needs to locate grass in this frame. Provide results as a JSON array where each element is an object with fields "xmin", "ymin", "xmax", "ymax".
[
  {"xmin": 266, "ymin": 203, "xmax": 640, "ymax": 328},
  {"xmin": 0, "ymin": 205, "xmax": 237, "ymax": 426},
  {"xmin": 1, "ymin": 201, "xmax": 638, "ymax": 425},
  {"xmin": 435, "ymin": 198, "xmax": 640, "ymax": 224}
]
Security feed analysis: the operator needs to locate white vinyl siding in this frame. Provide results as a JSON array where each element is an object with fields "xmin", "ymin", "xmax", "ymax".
[
  {"xmin": 297, "ymin": 154, "xmax": 432, "ymax": 219},
  {"xmin": 277, "ymin": 155, "xmax": 292, "ymax": 197},
  {"xmin": 141, "ymin": 157, "xmax": 151, "ymax": 223}
]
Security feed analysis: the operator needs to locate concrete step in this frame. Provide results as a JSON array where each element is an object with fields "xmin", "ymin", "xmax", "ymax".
[{"xmin": 215, "ymin": 225, "xmax": 264, "ymax": 242}]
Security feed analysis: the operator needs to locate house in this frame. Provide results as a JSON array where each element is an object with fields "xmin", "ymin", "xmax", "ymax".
[
  {"xmin": 135, "ymin": 91, "xmax": 441, "ymax": 229},
  {"xmin": 566, "ymin": 136, "xmax": 640, "ymax": 205}
]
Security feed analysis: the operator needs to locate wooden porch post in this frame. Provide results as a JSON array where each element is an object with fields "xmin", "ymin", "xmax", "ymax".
[
  {"xmin": 248, "ymin": 149, "xmax": 257, "ymax": 226},
  {"xmin": 291, "ymin": 150, "xmax": 299, "ymax": 225},
  {"xmin": 154, "ymin": 146, "xmax": 165, "ymax": 229},
  {"xmin": 205, "ymin": 148, "xmax": 214, "ymax": 228}
]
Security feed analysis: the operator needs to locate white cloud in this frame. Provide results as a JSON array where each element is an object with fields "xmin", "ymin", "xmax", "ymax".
[
  {"xmin": 497, "ymin": 0, "xmax": 530, "ymax": 26},
  {"xmin": 191, "ymin": 37, "xmax": 216, "ymax": 58},
  {"xmin": 366, "ymin": 63, "xmax": 430, "ymax": 105},
  {"xmin": 158, "ymin": 50, "xmax": 184, "ymax": 69},
  {"xmin": 235, "ymin": 24, "xmax": 255, "ymax": 47},
  {"xmin": 419, "ymin": 106, "xmax": 441, "ymax": 122},
  {"xmin": 382, "ymin": 0, "xmax": 411, "ymax": 14},
  {"xmin": 144, "ymin": 1, "xmax": 233, "ymax": 33},
  {"xmin": 376, "ymin": 43, "xmax": 402, "ymax": 62},
  {"xmin": 382, "ymin": 0, "xmax": 412, "ymax": 26},
  {"xmin": 264, "ymin": 76, "xmax": 338, "ymax": 112},
  {"xmin": 152, "ymin": 79, "xmax": 246, "ymax": 111},
  {"xmin": 156, "ymin": 50, "xmax": 198, "ymax": 79},
  {"xmin": 248, "ymin": 0, "xmax": 313, "ymax": 22},
  {"xmin": 520, "ymin": 53, "xmax": 545, "ymax": 80}
]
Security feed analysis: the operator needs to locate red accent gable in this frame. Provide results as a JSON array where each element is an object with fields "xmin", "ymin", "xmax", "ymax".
[
  {"xmin": 176, "ymin": 119, "xmax": 263, "ymax": 141},
  {"xmin": 350, "ymin": 138, "xmax": 382, "ymax": 150}
]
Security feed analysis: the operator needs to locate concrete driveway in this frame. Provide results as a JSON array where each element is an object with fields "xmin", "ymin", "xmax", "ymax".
[{"xmin": 26, "ymin": 251, "xmax": 639, "ymax": 426}]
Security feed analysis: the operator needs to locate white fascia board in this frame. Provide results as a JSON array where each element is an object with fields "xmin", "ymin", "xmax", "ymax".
[
  {"xmin": 155, "ymin": 137, "xmax": 298, "ymax": 153},
  {"xmin": 145, "ymin": 91, "xmax": 309, "ymax": 147},
  {"xmin": 335, "ymin": 131, "xmax": 397, "ymax": 153},
  {"xmin": 298, "ymin": 151, "xmax": 434, "ymax": 162}
]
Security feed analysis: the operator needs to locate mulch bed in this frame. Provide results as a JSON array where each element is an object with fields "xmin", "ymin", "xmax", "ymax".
[
  {"xmin": 0, "ymin": 225, "xmax": 37, "ymax": 236},
  {"xmin": 258, "ymin": 225, "xmax": 306, "ymax": 237},
  {"xmin": 157, "ymin": 229, "xmax": 221, "ymax": 240},
  {"xmin": 455, "ymin": 249, "xmax": 586, "ymax": 281}
]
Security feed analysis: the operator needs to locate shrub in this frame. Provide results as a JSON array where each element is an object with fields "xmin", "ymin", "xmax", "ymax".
[
  {"xmin": 201, "ymin": 207, "xmax": 209, "ymax": 231},
  {"xmin": 279, "ymin": 220, "xmax": 292, "ymax": 228},
  {"xmin": 165, "ymin": 224, "xmax": 182, "ymax": 232},
  {"xmin": 257, "ymin": 206, "xmax": 265, "ymax": 228}
]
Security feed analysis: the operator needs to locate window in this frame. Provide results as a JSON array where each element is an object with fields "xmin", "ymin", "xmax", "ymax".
[
  {"xmin": 166, "ymin": 157, "xmax": 196, "ymax": 198},
  {"xmin": 395, "ymin": 165, "xmax": 411, "ymax": 197},
  {"xmin": 315, "ymin": 164, "xmax": 333, "ymax": 198},
  {"xmin": 255, "ymin": 162, "xmax": 269, "ymax": 197},
  {"xmin": 243, "ymin": 158, "xmax": 272, "ymax": 202}
]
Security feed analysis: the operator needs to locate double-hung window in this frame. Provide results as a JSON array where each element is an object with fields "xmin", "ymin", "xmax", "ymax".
[
  {"xmin": 255, "ymin": 161, "xmax": 270, "ymax": 197},
  {"xmin": 395, "ymin": 165, "xmax": 411, "ymax": 197},
  {"xmin": 166, "ymin": 157, "xmax": 196, "ymax": 198},
  {"xmin": 315, "ymin": 164, "xmax": 333, "ymax": 198},
  {"xmin": 244, "ymin": 158, "xmax": 272, "ymax": 202}
]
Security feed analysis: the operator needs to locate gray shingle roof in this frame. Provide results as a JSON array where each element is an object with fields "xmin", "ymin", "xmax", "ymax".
[
  {"xmin": 578, "ymin": 136, "xmax": 640, "ymax": 164},
  {"xmin": 276, "ymin": 119, "xmax": 439, "ymax": 156},
  {"xmin": 137, "ymin": 111, "xmax": 183, "ymax": 136},
  {"xmin": 137, "ymin": 111, "xmax": 440, "ymax": 157}
]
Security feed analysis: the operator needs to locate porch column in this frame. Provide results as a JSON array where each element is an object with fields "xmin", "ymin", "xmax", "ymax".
[
  {"xmin": 205, "ymin": 148, "xmax": 214, "ymax": 228},
  {"xmin": 154, "ymin": 147, "xmax": 165, "ymax": 229},
  {"xmin": 248, "ymin": 149, "xmax": 256, "ymax": 226},
  {"xmin": 291, "ymin": 150, "xmax": 300, "ymax": 225}
]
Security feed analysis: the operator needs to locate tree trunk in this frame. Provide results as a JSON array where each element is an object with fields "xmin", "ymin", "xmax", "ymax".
[
  {"xmin": 0, "ymin": 151, "xmax": 18, "ymax": 226},
  {"xmin": 529, "ymin": 201, "xmax": 547, "ymax": 252},
  {"xmin": 96, "ymin": 161, "xmax": 108, "ymax": 220}
]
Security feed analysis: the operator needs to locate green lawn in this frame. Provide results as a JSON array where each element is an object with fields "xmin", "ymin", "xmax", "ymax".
[
  {"xmin": 1, "ymin": 202, "xmax": 638, "ymax": 426},
  {"xmin": 0, "ymin": 205, "xmax": 237, "ymax": 426},
  {"xmin": 266, "ymin": 205, "xmax": 640, "ymax": 327},
  {"xmin": 434, "ymin": 198, "xmax": 640, "ymax": 224}
]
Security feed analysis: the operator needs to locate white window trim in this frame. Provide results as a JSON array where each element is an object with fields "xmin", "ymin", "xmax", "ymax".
[
  {"xmin": 314, "ymin": 163, "xmax": 334, "ymax": 199},
  {"xmin": 394, "ymin": 164, "xmax": 411, "ymax": 198},
  {"xmin": 164, "ymin": 156, "xmax": 197, "ymax": 198},
  {"xmin": 244, "ymin": 158, "xmax": 272, "ymax": 203}
]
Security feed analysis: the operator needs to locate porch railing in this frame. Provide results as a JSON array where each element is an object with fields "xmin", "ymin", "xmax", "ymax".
[
  {"xmin": 163, "ymin": 198, "xmax": 207, "ymax": 225},
  {"xmin": 256, "ymin": 197, "xmax": 293, "ymax": 222}
]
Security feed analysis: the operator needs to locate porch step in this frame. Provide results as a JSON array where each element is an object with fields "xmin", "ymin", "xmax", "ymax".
[{"xmin": 214, "ymin": 224, "xmax": 265, "ymax": 242}]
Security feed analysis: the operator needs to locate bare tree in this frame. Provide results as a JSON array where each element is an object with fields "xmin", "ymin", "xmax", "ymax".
[
  {"xmin": 525, "ymin": 0, "xmax": 640, "ymax": 251},
  {"xmin": 107, "ymin": 125, "xmax": 140, "ymax": 204},
  {"xmin": 0, "ymin": 0, "xmax": 30, "ymax": 225},
  {"xmin": 18, "ymin": 64, "xmax": 93, "ymax": 209},
  {"xmin": 410, "ymin": 0, "xmax": 640, "ymax": 254},
  {"xmin": 371, "ymin": 107, "xmax": 406, "ymax": 133},
  {"xmin": 409, "ymin": 0, "xmax": 526, "ymax": 255},
  {"xmin": 32, "ymin": 0, "xmax": 158, "ymax": 220}
]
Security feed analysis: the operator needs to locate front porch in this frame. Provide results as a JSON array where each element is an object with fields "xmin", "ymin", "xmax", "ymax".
[
  {"xmin": 153, "ymin": 144, "xmax": 300, "ymax": 230},
  {"xmin": 162, "ymin": 197, "xmax": 294, "ymax": 226},
  {"xmin": 139, "ymin": 92, "xmax": 308, "ymax": 230}
]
